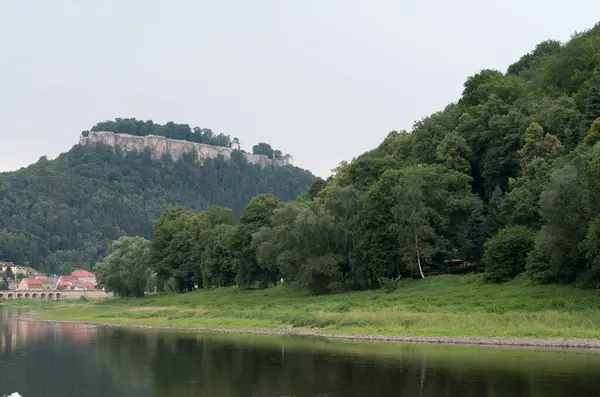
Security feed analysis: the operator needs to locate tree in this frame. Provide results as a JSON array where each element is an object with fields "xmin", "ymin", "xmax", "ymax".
[
  {"xmin": 526, "ymin": 163, "xmax": 587, "ymax": 283},
  {"xmin": 253, "ymin": 201, "xmax": 340, "ymax": 295},
  {"xmin": 391, "ymin": 168, "xmax": 430, "ymax": 279},
  {"xmin": 0, "ymin": 279, "xmax": 8, "ymax": 290},
  {"xmin": 5, "ymin": 266, "xmax": 14, "ymax": 281},
  {"xmin": 95, "ymin": 236, "xmax": 152, "ymax": 297},
  {"xmin": 233, "ymin": 194, "xmax": 281, "ymax": 288},
  {"xmin": 435, "ymin": 131, "xmax": 472, "ymax": 173},
  {"xmin": 584, "ymin": 118, "xmax": 600, "ymax": 146},
  {"xmin": 483, "ymin": 226, "xmax": 535, "ymax": 282},
  {"xmin": 252, "ymin": 142, "xmax": 275, "ymax": 158},
  {"xmin": 201, "ymin": 224, "xmax": 238, "ymax": 287},
  {"xmin": 361, "ymin": 165, "xmax": 482, "ymax": 282},
  {"xmin": 518, "ymin": 122, "xmax": 564, "ymax": 174},
  {"xmin": 582, "ymin": 68, "xmax": 600, "ymax": 130},
  {"xmin": 150, "ymin": 206, "xmax": 190, "ymax": 291}
]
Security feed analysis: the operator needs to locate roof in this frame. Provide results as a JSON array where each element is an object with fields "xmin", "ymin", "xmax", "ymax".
[
  {"xmin": 60, "ymin": 275, "xmax": 78, "ymax": 282},
  {"xmin": 35, "ymin": 275, "xmax": 48, "ymax": 280},
  {"xmin": 21, "ymin": 278, "xmax": 42, "ymax": 285},
  {"xmin": 71, "ymin": 270, "xmax": 95, "ymax": 277}
]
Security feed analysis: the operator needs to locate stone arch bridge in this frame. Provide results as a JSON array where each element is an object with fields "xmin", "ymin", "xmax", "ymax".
[{"xmin": 0, "ymin": 290, "xmax": 113, "ymax": 300}]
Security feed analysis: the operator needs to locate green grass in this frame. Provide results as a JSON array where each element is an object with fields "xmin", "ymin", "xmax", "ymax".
[{"xmin": 32, "ymin": 274, "xmax": 600, "ymax": 339}]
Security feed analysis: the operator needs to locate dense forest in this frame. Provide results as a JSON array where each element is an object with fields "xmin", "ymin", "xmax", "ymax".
[
  {"xmin": 97, "ymin": 23, "xmax": 600, "ymax": 297},
  {"xmin": 0, "ymin": 141, "xmax": 314, "ymax": 274}
]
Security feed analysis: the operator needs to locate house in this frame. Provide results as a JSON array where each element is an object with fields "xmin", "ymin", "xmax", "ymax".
[
  {"xmin": 71, "ymin": 280, "xmax": 96, "ymax": 291},
  {"xmin": 35, "ymin": 275, "xmax": 58, "ymax": 290},
  {"xmin": 56, "ymin": 280, "xmax": 71, "ymax": 290},
  {"xmin": 71, "ymin": 270, "xmax": 96, "ymax": 286},
  {"xmin": 17, "ymin": 278, "xmax": 43, "ymax": 291},
  {"xmin": 56, "ymin": 276, "xmax": 96, "ymax": 291}
]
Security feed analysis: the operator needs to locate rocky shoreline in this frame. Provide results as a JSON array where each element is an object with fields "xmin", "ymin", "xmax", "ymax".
[{"xmin": 18, "ymin": 315, "xmax": 600, "ymax": 350}]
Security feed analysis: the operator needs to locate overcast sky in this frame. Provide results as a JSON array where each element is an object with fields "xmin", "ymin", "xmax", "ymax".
[{"xmin": 0, "ymin": 1, "xmax": 599, "ymax": 177}]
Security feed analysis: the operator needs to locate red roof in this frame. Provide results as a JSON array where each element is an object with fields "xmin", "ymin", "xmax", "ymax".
[
  {"xmin": 72, "ymin": 270, "xmax": 95, "ymax": 278},
  {"xmin": 60, "ymin": 275, "xmax": 78, "ymax": 282},
  {"xmin": 57, "ymin": 280, "xmax": 70, "ymax": 286},
  {"xmin": 21, "ymin": 278, "xmax": 42, "ymax": 285},
  {"xmin": 35, "ymin": 275, "xmax": 48, "ymax": 280}
]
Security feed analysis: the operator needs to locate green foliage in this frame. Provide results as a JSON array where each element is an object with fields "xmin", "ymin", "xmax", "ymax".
[
  {"xmin": 252, "ymin": 142, "xmax": 283, "ymax": 159},
  {"xmin": 435, "ymin": 131, "xmax": 472, "ymax": 173},
  {"xmin": 584, "ymin": 118, "xmax": 600, "ymax": 145},
  {"xmin": 91, "ymin": 118, "xmax": 232, "ymax": 147},
  {"xmin": 95, "ymin": 236, "xmax": 152, "ymax": 297},
  {"xmin": 0, "ymin": 280, "xmax": 8, "ymax": 291},
  {"xmin": 377, "ymin": 276, "xmax": 401, "ymax": 293},
  {"xmin": 483, "ymin": 226, "xmax": 536, "ymax": 283},
  {"xmin": 0, "ymin": 141, "xmax": 314, "ymax": 272},
  {"xmin": 8, "ymin": 23, "xmax": 600, "ymax": 295}
]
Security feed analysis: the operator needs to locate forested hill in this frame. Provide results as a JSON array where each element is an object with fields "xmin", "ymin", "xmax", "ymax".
[
  {"xmin": 131, "ymin": 23, "xmax": 600, "ymax": 296},
  {"xmin": 0, "ymin": 135, "xmax": 315, "ymax": 274}
]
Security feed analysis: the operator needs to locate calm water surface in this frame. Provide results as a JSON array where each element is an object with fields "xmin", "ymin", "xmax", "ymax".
[{"xmin": 1, "ymin": 307, "xmax": 600, "ymax": 396}]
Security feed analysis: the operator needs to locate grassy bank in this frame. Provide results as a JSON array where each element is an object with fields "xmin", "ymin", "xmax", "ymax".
[{"xmin": 31, "ymin": 275, "xmax": 600, "ymax": 339}]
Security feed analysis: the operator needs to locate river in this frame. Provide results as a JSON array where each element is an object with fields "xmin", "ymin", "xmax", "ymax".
[{"xmin": 1, "ymin": 307, "xmax": 600, "ymax": 396}]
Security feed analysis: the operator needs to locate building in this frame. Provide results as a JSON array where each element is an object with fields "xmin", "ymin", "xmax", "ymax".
[
  {"xmin": 1, "ymin": 263, "xmax": 38, "ymax": 277},
  {"xmin": 17, "ymin": 278, "xmax": 43, "ymax": 291},
  {"xmin": 35, "ymin": 275, "xmax": 58, "ymax": 290},
  {"xmin": 71, "ymin": 270, "xmax": 96, "ymax": 286},
  {"xmin": 56, "ymin": 275, "xmax": 96, "ymax": 291}
]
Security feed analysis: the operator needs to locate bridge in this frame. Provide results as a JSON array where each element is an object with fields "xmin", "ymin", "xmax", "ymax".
[{"xmin": 0, "ymin": 290, "xmax": 113, "ymax": 300}]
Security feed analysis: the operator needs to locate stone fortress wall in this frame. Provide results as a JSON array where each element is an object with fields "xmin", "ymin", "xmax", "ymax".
[{"xmin": 79, "ymin": 131, "xmax": 294, "ymax": 167}]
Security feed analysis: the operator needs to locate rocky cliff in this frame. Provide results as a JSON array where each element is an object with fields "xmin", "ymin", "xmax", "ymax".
[{"xmin": 79, "ymin": 131, "xmax": 294, "ymax": 167}]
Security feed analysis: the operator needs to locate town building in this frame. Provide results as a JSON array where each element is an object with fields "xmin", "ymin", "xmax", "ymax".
[
  {"xmin": 71, "ymin": 270, "xmax": 96, "ymax": 286},
  {"xmin": 17, "ymin": 278, "xmax": 43, "ymax": 291}
]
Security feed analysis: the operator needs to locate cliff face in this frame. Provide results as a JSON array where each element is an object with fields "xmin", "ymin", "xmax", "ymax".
[{"xmin": 79, "ymin": 131, "xmax": 294, "ymax": 167}]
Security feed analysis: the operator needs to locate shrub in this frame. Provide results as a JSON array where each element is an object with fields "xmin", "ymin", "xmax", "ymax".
[
  {"xmin": 377, "ymin": 276, "xmax": 402, "ymax": 293},
  {"xmin": 484, "ymin": 226, "xmax": 536, "ymax": 283}
]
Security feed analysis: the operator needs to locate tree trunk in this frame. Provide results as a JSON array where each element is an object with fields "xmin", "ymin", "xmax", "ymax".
[{"xmin": 414, "ymin": 227, "xmax": 425, "ymax": 279}]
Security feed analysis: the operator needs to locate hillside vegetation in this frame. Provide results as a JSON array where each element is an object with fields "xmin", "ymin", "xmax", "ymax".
[
  {"xmin": 0, "ymin": 129, "xmax": 314, "ymax": 273},
  {"xmin": 100, "ymin": 23, "xmax": 600, "ymax": 298}
]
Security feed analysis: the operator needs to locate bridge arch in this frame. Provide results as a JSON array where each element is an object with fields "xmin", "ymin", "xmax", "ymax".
[
  {"xmin": 25, "ymin": 293, "xmax": 30, "ymax": 298},
  {"xmin": 17, "ymin": 293, "xmax": 23, "ymax": 299},
  {"xmin": 7, "ymin": 293, "xmax": 13, "ymax": 299},
  {"xmin": 0, "ymin": 293, "xmax": 4, "ymax": 299},
  {"xmin": 32, "ymin": 293, "xmax": 38, "ymax": 299},
  {"xmin": 40, "ymin": 293, "xmax": 46, "ymax": 300},
  {"xmin": 48, "ymin": 293, "xmax": 54, "ymax": 300},
  {"xmin": 56, "ymin": 292, "xmax": 62, "ymax": 300}
]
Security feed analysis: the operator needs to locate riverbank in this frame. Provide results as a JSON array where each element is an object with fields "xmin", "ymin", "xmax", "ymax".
[{"xmin": 21, "ymin": 275, "xmax": 600, "ymax": 347}]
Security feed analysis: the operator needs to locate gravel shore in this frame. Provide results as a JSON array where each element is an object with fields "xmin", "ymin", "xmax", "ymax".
[{"xmin": 18, "ymin": 316, "xmax": 600, "ymax": 350}]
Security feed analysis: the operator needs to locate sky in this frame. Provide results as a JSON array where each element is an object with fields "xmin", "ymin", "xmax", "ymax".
[{"xmin": 0, "ymin": 1, "xmax": 599, "ymax": 178}]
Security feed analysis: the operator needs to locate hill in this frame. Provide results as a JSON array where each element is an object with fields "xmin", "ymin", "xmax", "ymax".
[
  {"xmin": 114, "ymin": 22, "xmax": 600, "ymax": 296},
  {"xmin": 0, "ymin": 122, "xmax": 315, "ymax": 273}
]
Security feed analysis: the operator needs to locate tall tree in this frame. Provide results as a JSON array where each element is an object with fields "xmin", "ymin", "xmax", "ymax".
[
  {"xmin": 95, "ymin": 236, "xmax": 151, "ymax": 297},
  {"xmin": 233, "ymin": 194, "xmax": 280, "ymax": 288},
  {"xmin": 391, "ymin": 168, "xmax": 430, "ymax": 279}
]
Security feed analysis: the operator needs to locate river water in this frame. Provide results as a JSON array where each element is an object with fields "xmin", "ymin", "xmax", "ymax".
[{"xmin": 1, "ymin": 308, "xmax": 600, "ymax": 397}]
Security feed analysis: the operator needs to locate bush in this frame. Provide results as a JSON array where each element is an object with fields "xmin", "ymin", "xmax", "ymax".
[
  {"xmin": 377, "ymin": 276, "xmax": 402, "ymax": 293},
  {"xmin": 484, "ymin": 226, "xmax": 536, "ymax": 283}
]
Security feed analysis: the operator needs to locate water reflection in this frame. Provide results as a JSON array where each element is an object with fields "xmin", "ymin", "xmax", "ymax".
[{"xmin": 1, "ymin": 308, "xmax": 600, "ymax": 397}]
